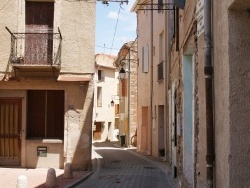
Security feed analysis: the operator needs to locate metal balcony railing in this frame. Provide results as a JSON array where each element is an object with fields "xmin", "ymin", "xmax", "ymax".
[
  {"xmin": 157, "ymin": 61, "xmax": 164, "ymax": 81},
  {"xmin": 6, "ymin": 27, "xmax": 62, "ymax": 66}
]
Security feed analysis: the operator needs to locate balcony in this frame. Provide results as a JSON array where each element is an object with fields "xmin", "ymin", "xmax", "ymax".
[
  {"xmin": 157, "ymin": 61, "xmax": 164, "ymax": 81},
  {"xmin": 6, "ymin": 27, "xmax": 62, "ymax": 69}
]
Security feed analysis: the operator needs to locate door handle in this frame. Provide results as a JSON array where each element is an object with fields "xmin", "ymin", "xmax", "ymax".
[{"xmin": 18, "ymin": 131, "xmax": 22, "ymax": 140}]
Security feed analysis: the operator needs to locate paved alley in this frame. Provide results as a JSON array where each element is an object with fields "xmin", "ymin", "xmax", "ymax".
[{"xmin": 75, "ymin": 141, "xmax": 179, "ymax": 188}]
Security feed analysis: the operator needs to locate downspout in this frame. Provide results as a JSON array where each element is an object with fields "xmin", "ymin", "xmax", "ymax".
[
  {"xmin": 204, "ymin": 0, "xmax": 214, "ymax": 187},
  {"xmin": 150, "ymin": 1, "xmax": 154, "ymax": 155},
  {"xmin": 127, "ymin": 47, "xmax": 131, "ymax": 146}
]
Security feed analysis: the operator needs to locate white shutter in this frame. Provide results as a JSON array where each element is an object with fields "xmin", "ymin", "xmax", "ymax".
[{"xmin": 143, "ymin": 45, "xmax": 149, "ymax": 73}]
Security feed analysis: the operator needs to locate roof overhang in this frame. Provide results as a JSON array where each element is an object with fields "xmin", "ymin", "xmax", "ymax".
[{"xmin": 57, "ymin": 74, "xmax": 92, "ymax": 82}]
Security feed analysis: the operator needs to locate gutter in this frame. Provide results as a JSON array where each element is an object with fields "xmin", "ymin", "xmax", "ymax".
[{"xmin": 204, "ymin": 0, "xmax": 214, "ymax": 187}]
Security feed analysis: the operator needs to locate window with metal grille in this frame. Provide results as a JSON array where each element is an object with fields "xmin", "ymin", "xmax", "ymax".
[
  {"xmin": 157, "ymin": 61, "xmax": 164, "ymax": 81},
  {"xmin": 27, "ymin": 90, "xmax": 64, "ymax": 139}
]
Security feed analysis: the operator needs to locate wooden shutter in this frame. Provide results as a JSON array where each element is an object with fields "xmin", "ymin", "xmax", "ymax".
[
  {"xmin": 27, "ymin": 90, "xmax": 46, "ymax": 138},
  {"xmin": 46, "ymin": 90, "xmax": 64, "ymax": 138},
  {"xmin": 25, "ymin": 2, "xmax": 54, "ymax": 65},
  {"xmin": 122, "ymin": 79, "xmax": 128, "ymax": 97}
]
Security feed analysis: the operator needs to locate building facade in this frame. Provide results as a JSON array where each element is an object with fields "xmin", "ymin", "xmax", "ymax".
[
  {"xmin": 114, "ymin": 41, "xmax": 138, "ymax": 147},
  {"xmin": 0, "ymin": 0, "xmax": 95, "ymax": 170},
  {"xmin": 131, "ymin": 0, "xmax": 169, "ymax": 161},
  {"xmin": 133, "ymin": 0, "xmax": 250, "ymax": 187},
  {"xmin": 93, "ymin": 54, "xmax": 119, "ymax": 142}
]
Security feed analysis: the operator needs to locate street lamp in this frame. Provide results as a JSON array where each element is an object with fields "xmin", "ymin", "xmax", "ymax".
[
  {"xmin": 119, "ymin": 67, "xmax": 126, "ymax": 80},
  {"xmin": 110, "ymin": 100, "xmax": 115, "ymax": 106}
]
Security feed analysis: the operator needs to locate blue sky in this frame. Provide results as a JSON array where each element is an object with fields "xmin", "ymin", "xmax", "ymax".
[{"xmin": 95, "ymin": 0, "xmax": 137, "ymax": 56}]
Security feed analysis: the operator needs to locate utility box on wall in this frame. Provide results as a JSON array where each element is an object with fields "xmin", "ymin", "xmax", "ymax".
[{"xmin": 37, "ymin": 147, "xmax": 47, "ymax": 157}]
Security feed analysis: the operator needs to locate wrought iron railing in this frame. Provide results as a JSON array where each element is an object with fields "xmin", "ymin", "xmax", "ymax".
[
  {"xmin": 157, "ymin": 61, "xmax": 164, "ymax": 81},
  {"xmin": 6, "ymin": 27, "xmax": 62, "ymax": 66}
]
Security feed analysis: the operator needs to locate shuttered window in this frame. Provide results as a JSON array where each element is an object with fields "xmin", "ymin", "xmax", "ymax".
[{"xmin": 27, "ymin": 90, "xmax": 64, "ymax": 139}]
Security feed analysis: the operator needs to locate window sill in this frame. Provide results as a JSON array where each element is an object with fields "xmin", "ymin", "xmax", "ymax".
[{"xmin": 26, "ymin": 139, "xmax": 63, "ymax": 144}]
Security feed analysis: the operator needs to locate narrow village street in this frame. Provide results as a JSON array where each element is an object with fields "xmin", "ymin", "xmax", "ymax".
[{"xmin": 75, "ymin": 141, "xmax": 179, "ymax": 188}]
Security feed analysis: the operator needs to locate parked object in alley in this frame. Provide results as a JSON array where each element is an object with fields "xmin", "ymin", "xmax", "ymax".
[
  {"xmin": 16, "ymin": 175, "xmax": 28, "ymax": 188},
  {"xmin": 45, "ymin": 168, "xmax": 57, "ymax": 188},
  {"xmin": 64, "ymin": 163, "xmax": 73, "ymax": 179}
]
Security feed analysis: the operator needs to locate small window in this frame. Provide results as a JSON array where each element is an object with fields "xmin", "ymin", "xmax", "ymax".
[
  {"xmin": 98, "ymin": 70, "xmax": 104, "ymax": 81},
  {"xmin": 97, "ymin": 87, "xmax": 102, "ymax": 107}
]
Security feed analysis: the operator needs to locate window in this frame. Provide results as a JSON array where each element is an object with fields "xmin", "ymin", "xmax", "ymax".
[
  {"xmin": 159, "ymin": 31, "xmax": 164, "ymax": 62},
  {"xmin": 97, "ymin": 87, "xmax": 102, "ymax": 107},
  {"xmin": 142, "ymin": 45, "xmax": 149, "ymax": 73},
  {"xmin": 98, "ymin": 70, "xmax": 104, "ymax": 81},
  {"xmin": 157, "ymin": 61, "xmax": 164, "ymax": 81},
  {"xmin": 27, "ymin": 90, "xmax": 64, "ymax": 139}
]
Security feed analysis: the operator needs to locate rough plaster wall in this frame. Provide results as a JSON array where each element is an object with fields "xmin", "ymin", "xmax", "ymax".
[
  {"xmin": 137, "ymin": 10, "xmax": 151, "ymax": 153},
  {"xmin": 213, "ymin": 1, "xmax": 231, "ymax": 187},
  {"xmin": 227, "ymin": 9, "xmax": 250, "ymax": 187},
  {"xmin": 65, "ymin": 79, "xmax": 94, "ymax": 170},
  {"xmin": 0, "ymin": 0, "xmax": 18, "ymax": 72},
  {"xmin": 60, "ymin": 1, "xmax": 95, "ymax": 73}
]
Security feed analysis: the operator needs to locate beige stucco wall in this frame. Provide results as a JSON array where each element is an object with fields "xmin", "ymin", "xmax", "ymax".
[
  {"xmin": 0, "ymin": 0, "xmax": 95, "ymax": 74},
  {"xmin": 213, "ymin": 1, "xmax": 250, "ymax": 187}
]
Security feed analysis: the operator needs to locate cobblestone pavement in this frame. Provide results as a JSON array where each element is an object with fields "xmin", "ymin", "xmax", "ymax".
[{"xmin": 75, "ymin": 141, "xmax": 179, "ymax": 188}]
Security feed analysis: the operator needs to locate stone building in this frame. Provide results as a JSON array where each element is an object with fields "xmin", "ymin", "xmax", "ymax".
[
  {"xmin": 132, "ymin": 0, "xmax": 250, "ymax": 187},
  {"xmin": 0, "ymin": 0, "xmax": 95, "ymax": 170},
  {"xmin": 93, "ymin": 54, "xmax": 119, "ymax": 142},
  {"xmin": 114, "ymin": 41, "xmax": 138, "ymax": 147}
]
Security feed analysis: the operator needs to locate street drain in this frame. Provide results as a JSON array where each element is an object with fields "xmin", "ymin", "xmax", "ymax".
[{"xmin": 144, "ymin": 166, "xmax": 156, "ymax": 169}]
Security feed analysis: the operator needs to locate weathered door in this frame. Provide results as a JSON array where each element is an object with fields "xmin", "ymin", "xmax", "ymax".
[
  {"xmin": 25, "ymin": 2, "xmax": 54, "ymax": 65},
  {"xmin": 141, "ymin": 107, "xmax": 149, "ymax": 153},
  {"xmin": 0, "ymin": 99, "xmax": 22, "ymax": 166}
]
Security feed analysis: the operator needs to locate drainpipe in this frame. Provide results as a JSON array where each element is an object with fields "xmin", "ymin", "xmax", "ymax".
[
  {"xmin": 204, "ymin": 0, "xmax": 214, "ymax": 187},
  {"xmin": 127, "ymin": 47, "xmax": 131, "ymax": 146},
  {"xmin": 150, "ymin": 1, "xmax": 154, "ymax": 155}
]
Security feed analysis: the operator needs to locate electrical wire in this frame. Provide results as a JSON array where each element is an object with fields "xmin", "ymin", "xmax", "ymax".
[{"xmin": 109, "ymin": 5, "xmax": 122, "ymax": 55}]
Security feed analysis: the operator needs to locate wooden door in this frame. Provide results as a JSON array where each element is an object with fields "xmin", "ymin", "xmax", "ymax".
[
  {"xmin": 141, "ymin": 107, "xmax": 148, "ymax": 153},
  {"xmin": 25, "ymin": 2, "xmax": 54, "ymax": 65},
  {"xmin": 0, "ymin": 99, "xmax": 22, "ymax": 166}
]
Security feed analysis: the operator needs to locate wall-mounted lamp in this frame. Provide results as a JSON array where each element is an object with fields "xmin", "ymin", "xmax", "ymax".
[
  {"xmin": 119, "ymin": 67, "xmax": 126, "ymax": 80},
  {"xmin": 110, "ymin": 100, "xmax": 115, "ymax": 106}
]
